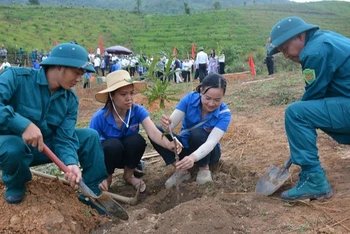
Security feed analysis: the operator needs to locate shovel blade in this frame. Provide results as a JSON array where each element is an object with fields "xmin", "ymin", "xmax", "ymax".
[
  {"xmin": 94, "ymin": 193, "xmax": 129, "ymax": 220},
  {"xmin": 79, "ymin": 181, "xmax": 129, "ymax": 220},
  {"xmin": 255, "ymin": 165, "xmax": 290, "ymax": 196}
]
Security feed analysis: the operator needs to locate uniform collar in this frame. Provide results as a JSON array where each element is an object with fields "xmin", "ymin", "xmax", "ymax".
[{"xmin": 37, "ymin": 68, "xmax": 68, "ymax": 98}]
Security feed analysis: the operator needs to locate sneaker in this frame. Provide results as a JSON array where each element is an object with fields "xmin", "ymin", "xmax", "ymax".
[
  {"xmin": 5, "ymin": 186, "xmax": 25, "ymax": 204},
  {"xmin": 78, "ymin": 194, "xmax": 107, "ymax": 215},
  {"xmin": 281, "ymin": 171, "xmax": 333, "ymax": 201},
  {"xmin": 165, "ymin": 171, "xmax": 191, "ymax": 189},
  {"xmin": 196, "ymin": 169, "xmax": 213, "ymax": 185}
]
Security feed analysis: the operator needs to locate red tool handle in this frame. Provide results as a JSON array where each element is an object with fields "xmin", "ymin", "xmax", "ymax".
[{"xmin": 42, "ymin": 144, "xmax": 70, "ymax": 174}]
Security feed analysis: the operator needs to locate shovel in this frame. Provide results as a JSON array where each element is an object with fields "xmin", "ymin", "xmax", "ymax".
[
  {"xmin": 42, "ymin": 144, "xmax": 129, "ymax": 220},
  {"xmin": 255, "ymin": 157, "xmax": 292, "ymax": 196}
]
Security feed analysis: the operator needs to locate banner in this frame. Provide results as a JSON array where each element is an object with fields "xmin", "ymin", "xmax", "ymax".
[
  {"xmin": 248, "ymin": 55, "xmax": 256, "ymax": 76},
  {"xmin": 99, "ymin": 38, "xmax": 104, "ymax": 55},
  {"xmin": 173, "ymin": 47, "xmax": 178, "ymax": 57},
  {"xmin": 191, "ymin": 43, "xmax": 196, "ymax": 59}
]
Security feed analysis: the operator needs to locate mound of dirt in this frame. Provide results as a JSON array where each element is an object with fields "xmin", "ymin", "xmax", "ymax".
[{"xmin": 0, "ymin": 177, "xmax": 109, "ymax": 233}]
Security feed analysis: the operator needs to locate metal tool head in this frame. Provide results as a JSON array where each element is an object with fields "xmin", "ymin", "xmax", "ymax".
[
  {"xmin": 255, "ymin": 164, "xmax": 291, "ymax": 196},
  {"xmin": 94, "ymin": 193, "xmax": 129, "ymax": 220},
  {"xmin": 79, "ymin": 181, "xmax": 129, "ymax": 220}
]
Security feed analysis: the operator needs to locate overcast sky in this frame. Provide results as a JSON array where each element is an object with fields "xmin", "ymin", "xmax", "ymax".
[{"xmin": 291, "ymin": 0, "xmax": 350, "ymax": 2}]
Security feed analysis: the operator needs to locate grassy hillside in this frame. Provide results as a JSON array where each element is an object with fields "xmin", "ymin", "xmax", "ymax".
[
  {"xmin": 4, "ymin": 0, "xmax": 290, "ymax": 14},
  {"xmin": 0, "ymin": 2, "xmax": 349, "ymax": 71}
]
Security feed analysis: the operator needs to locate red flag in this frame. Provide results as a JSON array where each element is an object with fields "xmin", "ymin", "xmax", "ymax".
[
  {"xmin": 54, "ymin": 40, "xmax": 58, "ymax": 46},
  {"xmin": 99, "ymin": 38, "xmax": 104, "ymax": 55},
  {"xmin": 173, "ymin": 47, "xmax": 177, "ymax": 57},
  {"xmin": 248, "ymin": 55, "xmax": 256, "ymax": 76},
  {"xmin": 191, "ymin": 43, "xmax": 196, "ymax": 59},
  {"xmin": 90, "ymin": 46, "xmax": 93, "ymax": 54}
]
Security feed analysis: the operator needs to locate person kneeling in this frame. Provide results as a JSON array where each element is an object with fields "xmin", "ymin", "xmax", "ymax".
[{"xmin": 150, "ymin": 73, "xmax": 232, "ymax": 188}]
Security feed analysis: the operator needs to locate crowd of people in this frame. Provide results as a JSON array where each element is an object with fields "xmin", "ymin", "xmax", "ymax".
[
  {"xmin": 79, "ymin": 47, "xmax": 226, "ymax": 88},
  {"xmin": 0, "ymin": 15, "xmax": 349, "ymax": 217}
]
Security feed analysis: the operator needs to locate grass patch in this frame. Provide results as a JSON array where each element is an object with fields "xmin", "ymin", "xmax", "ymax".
[{"xmin": 227, "ymin": 73, "xmax": 304, "ymax": 113}]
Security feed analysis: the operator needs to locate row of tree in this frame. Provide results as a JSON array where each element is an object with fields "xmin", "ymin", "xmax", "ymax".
[{"xmin": 14, "ymin": 0, "xmax": 291, "ymax": 14}]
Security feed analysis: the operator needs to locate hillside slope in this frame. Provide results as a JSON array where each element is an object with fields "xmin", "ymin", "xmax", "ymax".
[
  {"xmin": 4, "ymin": 0, "xmax": 291, "ymax": 14},
  {"xmin": 0, "ymin": 2, "xmax": 349, "ymax": 61}
]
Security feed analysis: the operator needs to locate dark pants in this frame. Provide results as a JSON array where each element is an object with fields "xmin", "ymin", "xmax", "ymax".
[
  {"xmin": 157, "ymin": 71, "xmax": 164, "ymax": 83},
  {"xmin": 182, "ymin": 71, "xmax": 190, "ymax": 82},
  {"xmin": 194, "ymin": 68, "xmax": 199, "ymax": 80},
  {"xmin": 150, "ymin": 127, "xmax": 221, "ymax": 167},
  {"xmin": 266, "ymin": 56, "xmax": 274, "ymax": 75},
  {"xmin": 101, "ymin": 134, "xmax": 146, "ymax": 175},
  {"xmin": 219, "ymin": 62, "xmax": 225, "ymax": 74},
  {"xmin": 130, "ymin": 67, "xmax": 136, "ymax": 77},
  {"xmin": 83, "ymin": 81, "xmax": 90, "ymax": 89},
  {"xmin": 285, "ymin": 97, "xmax": 350, "ymax": 174},
  {"xmin": 198, "ymin": 64, "xmax": 207, "ymax": 83},
  {"xmin": 0, "ymin": 129, "xmax": 108, "ymax": 195}
]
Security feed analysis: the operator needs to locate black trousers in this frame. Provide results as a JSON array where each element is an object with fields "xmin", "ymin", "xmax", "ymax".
[
  {"xmin": 266, "ymin": 56, "xmax": 274, "ymax": 75},
  {"xmin": 219, "ymin": 62, "xmax": 225, "ymax": 74},
  {"xmin": 198, "ymin": 63, "xmax": 207, "ymax": 83},
  {"xmin": 150, "ymin": 127, "xmax": 221, "ymax": 168},
  {"xmin": 182, "ymin": 71, "xmax": 190, "ymax": 82},
  {"xmin": 194, "ymin": 68, "xmax": 199, "ymax": 80},
  {"xmin": 101, "ymin": 134, "xmax": 146, "ymax": 175},
  {"xmin": 129, "ymin": 67, "xmax": 136, "ymax": 77}
]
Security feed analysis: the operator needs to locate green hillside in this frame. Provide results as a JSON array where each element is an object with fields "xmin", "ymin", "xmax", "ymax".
[
  {"xmin": 3, "ymin": 0, "xmax": 291, "ymax": 14},
  {"xmin": 0, "ymin": 2, "xmax": 349, "ymax": 71}
]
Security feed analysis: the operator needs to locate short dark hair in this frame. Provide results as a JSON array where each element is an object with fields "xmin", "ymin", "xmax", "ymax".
[{"xmin": 195, "ymin": 73, "xmax": 227, "ymax": 95}]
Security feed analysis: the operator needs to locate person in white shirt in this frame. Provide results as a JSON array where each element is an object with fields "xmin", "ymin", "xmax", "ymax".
[
  {"xmin": 218, "ymin": 50, "xmax": 225, "ymax": 74},
  {"xmin": 94, "ymin": 56, "xmax": 101, "ymax": 75},
  {"xmin": 41, "ymin": 54, "xmax": 48, "ymax": 61},
  {"xmin": 88, "ymin": 52, "xmax": 95, "ymax": 63},
  {"xmin": 111, "ymin": 54, "xmax": 118, "ymax": 62},
  {"xmin": 0, "ymin": 59, "xmax": 11, "ymax": 72},
  {"xmin": 182, "ymin": 58, "xmax": 191, "ymax": 82},
  {"xmin": 195, "ymin": 47, "xmax": 209, "ymax": 83}
]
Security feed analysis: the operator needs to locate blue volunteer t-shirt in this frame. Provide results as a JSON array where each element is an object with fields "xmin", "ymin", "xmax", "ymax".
[
  {"xmin": 176, "ymin": 91, "xmax": 231, "ymax": 148},
  {"xmin": 89, "ymin": 103, "xmax": 149, "ymax": 141}
]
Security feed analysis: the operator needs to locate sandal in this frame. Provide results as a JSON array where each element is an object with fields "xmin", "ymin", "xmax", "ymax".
[{"xmin": 125, "ymin": 176, "xmax": 146, "ymax": 193}]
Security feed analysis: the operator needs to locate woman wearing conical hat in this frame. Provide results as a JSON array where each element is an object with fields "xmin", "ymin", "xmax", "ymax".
[{"xmin": 90, "ymin": 70, "xmax": 180, "ymax": 192}]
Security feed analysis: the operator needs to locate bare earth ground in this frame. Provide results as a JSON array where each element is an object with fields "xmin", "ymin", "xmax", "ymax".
[{"xmin": 1, "ymin": 72, "xmax": 350, "ymax": 233}]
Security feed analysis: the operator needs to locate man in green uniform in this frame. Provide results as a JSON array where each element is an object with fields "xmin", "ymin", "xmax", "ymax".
[
  {"xmin": 269, "ymin": 16, "xmax": 350, "ymax": 201},
  {"xmin": 0, "ymin": 42, "xmax": 108, "ymax": 208}
]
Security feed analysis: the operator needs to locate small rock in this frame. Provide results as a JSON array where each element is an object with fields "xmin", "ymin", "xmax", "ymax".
[
  {"xmin": 136, "ymin": 212, "xmax": 146, "ymax": 220},
  {"xmin": 44, "ymin": 210, "xmax": 64, "ymax": 224},
  {"xmin": 9, "ymin": 215, "xmax": 21, "ymax": 227}
]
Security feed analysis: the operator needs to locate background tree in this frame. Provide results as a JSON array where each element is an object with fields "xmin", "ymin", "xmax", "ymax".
[
  {"xmin": 28, "ymin": 0, "xmax": 40, "ymax": 5},
  {"xmin": 184, "ymin": 3, "xmax": 191, "ymax": 15},
  {"xmin": 133, "ymin": 0, "xmax": 141, "ymax": 14},
  {"xmin": 213, "ymin": 1, "xmax": 221, "ymax": 10}
]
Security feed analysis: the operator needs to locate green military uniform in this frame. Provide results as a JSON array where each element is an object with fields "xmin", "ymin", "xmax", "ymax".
[
  {"xmin": 269, "ymin": 17, "xmax": 350, "ymax": 200},
  {"xmin": 0, "ymin": 42, "xmax": 108, "ymax": 205}
]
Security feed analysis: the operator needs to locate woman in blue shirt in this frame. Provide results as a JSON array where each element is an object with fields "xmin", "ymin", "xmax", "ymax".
[
  {"xmin": 150, "ymin": 73, "xmax": 231, "ymax": 188},
  {"xmin": 90, "ymin": 70, "xmax": 178, "ymax": 192}
]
